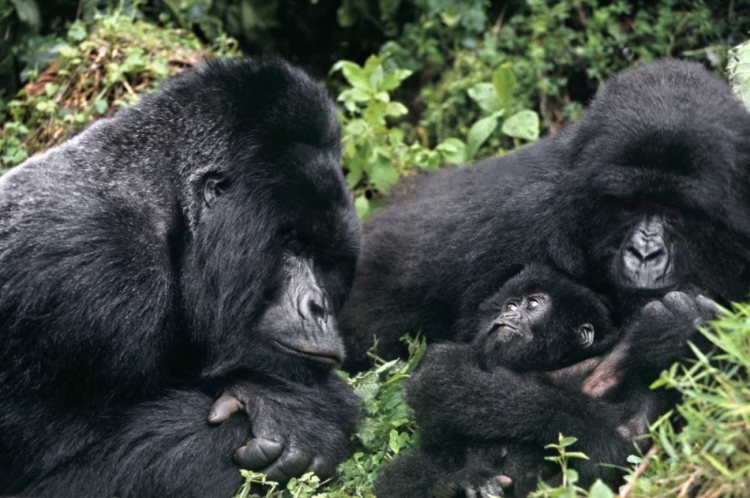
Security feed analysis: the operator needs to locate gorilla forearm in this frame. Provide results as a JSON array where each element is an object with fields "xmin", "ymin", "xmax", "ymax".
[{"xmin": 16, "ymin": 391, "xmax": 249, "ymax": 498}]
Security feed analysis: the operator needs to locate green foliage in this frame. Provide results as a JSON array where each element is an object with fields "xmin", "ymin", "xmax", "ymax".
[
  {"xmin": 728, "ymin": 39, "xmax": 750, "ymax": 110},
  {"xmin": 332, "ymin": 54, "xmax": 466, "ymax": 219},
  {"xmin": 530, "ymin": 434, "xmax": 598, "ymax": 498},
  {"xmin": 2, "ymin": 4, "xmax": 750, "ymax": 497},
  {"xmin": 0, "ymin": 7, "xmax": 237, "ymax": 171},
  {"xmin": 235, "ymin": 335, "xmax": 426, "ymax": 498},
  {"xmin": 623, "ymin": 303, "xmax": 750, "ymax": 497},
  {"xmin": 386, "ymin": 0, "xmax": 750, "ymax": 157}
]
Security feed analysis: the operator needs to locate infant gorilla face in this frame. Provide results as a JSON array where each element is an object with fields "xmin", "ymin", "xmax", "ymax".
[{"xmin": 472, "ymin": 265, "xmax": 614, "ymax": 372}]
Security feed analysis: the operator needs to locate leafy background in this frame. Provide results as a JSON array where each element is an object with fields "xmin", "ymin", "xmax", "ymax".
[{"xmin": 1, "ymin": 1, "xmax": 749, "ymax": 496}]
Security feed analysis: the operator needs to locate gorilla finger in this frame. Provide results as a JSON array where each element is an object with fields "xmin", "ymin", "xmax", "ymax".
[
  {"xmin": 495, "ymin": 475, "xmax": 513, "ymax": 489},
  {"xmin": 663, "ymin": 291, "xmax": 697, "ymax": 316},
  {"xmin": 643, "ymin": 300, "xmax": 668, "ymax": 317},
  {"xmin": 208, "ymin": 393, "xmax": 243, "ymax": 424},
  {"xmin": 306, "ymin": 455, "xmax": 335, "ymax": 481},
  {"xmin": 464, "ymin": 488, "xmax": 478, "ymax": 498},
  {"xmin": 696, "ymin": 295, "xmax": 723, "ymax": 320},
  {"xmin": 234, "ymin": 438, "xmax": 285, "ymax": 470},
  {"xmin": 262, "ymin": 448, "xmax": 311, "ymax": 482}
]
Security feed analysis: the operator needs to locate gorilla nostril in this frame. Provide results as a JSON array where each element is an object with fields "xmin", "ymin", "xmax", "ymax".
[
  {"xmin": 627, "ymin": 246, "xmax": 645, "ymax": 261},
  {"xmin": 643, "ymin": 248, "xmax": 665, "ymax": 262},
  {"xmin": 300, "ymin": 291, "xmax": 330, "ymax": 323},
  {"xmin": 307, "ymin": 299, "xmax": 326, "ymax": 319}
]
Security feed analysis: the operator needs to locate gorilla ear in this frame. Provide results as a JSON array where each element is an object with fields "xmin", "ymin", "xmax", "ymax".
[
  {"xmin": 577, "ymin": 323, "xmax": 595, "ymax": 348},
  {"xmin": 203, "ymin": 174, "xmax": 229, "ymax": 208}
]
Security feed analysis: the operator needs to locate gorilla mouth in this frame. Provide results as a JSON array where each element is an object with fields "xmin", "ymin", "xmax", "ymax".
[
  {"xmin": 491, "ymin": 321, "xmax": 519, "ymax": 334},
  {"xmin": 273, "ymin": 340, "xmax": 343, "ymax": 366}
]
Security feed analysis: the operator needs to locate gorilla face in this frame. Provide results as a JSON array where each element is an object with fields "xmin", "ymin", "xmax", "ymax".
[
  {"xmin": 177, "ymin": 61, "xmax": 361, "ymax": 379},
  {"xmin": 562, "ymin": 60, "xmax": 750, "ymax": 305},
  {"xmin": 473, "ymin": 265, "xmax": 614, "ymax": 372}
]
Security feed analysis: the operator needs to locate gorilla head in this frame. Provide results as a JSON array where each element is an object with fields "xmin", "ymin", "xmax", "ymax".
[
  {"xmin": 168, "ymin": 60, "xmax": 361, "ymax": 379},
  {"xmin": 559, "ymin": 60, "xmax": 750, "ymax": 308},
  {"xmin": 0, "ymin": 58, "xmax": 360, "ymax": 397},
  {"xmin": 473, "ymin": 264, "xmax": 615, "ymax": 372}
]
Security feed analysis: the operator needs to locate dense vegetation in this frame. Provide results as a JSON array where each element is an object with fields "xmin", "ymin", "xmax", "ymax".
[{"xmin": 1, "ymin": 1, "xmax": 749, "ymax": 496}]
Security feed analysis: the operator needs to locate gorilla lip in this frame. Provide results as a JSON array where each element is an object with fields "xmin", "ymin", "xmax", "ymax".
[{"xmin": 273, "ymin": 340, "xmax": 342, "ymax": 366}]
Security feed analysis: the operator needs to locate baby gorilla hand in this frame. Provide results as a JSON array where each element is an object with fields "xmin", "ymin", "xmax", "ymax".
[
  {"xmin": 434, "ymin": 470, "xmax": 512, "ymax": 498},
  {"xmin": 207, "ymin": 379, "xmax": 357, "ymax": 484}
]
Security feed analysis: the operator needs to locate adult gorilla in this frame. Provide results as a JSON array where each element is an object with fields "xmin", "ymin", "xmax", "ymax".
[
  {"xmin": 0, "ymin": 59, "xmax": 361, "ymax": 497},
  {"xmin": 341, "ymin": 59, "xmax": 750, "ymax": 371}
]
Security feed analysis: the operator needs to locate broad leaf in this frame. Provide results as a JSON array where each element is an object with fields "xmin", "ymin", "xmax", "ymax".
[{"xmin": 501, "ymin": 110, "xmax": 540, "ymax": 141}]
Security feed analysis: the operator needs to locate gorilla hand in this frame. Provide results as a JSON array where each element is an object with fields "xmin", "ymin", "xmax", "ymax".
[
  {"xmin": 434, "ymin": 470, "xmax": 512, "ymax": 498},
  {"xmin": 584, "ymin": 291, "xmax": 722, "ymax": 397},
  {"xmin": 208, "ymin": 376, "xmax": 359, "ymax": 483},
  {"xmin": 630, "ymin": 292, "xmax": 721, "ymax": 369}
]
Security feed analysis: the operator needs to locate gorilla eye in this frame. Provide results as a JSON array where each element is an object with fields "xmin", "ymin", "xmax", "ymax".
[
  {"xmin": 527, "ymin": 298, "xmax": 540, "ymax": 309},
  {"xmin": 506, "ymin": 302, "xmax": 518, "ymax": 311},
  {"xmin": 282, "ymin": 229, "xmax": 307, "ymax": 256},
  {"xmin": 203, "ymin": 174, "xmax": 229, "ymax": 208}
]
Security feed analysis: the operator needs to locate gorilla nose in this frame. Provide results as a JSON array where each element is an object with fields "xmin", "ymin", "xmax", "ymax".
[
  {"xmin": 299, "ymin": 290, "xmax": 332, "ymax": 325},
  {"xmin": 621, "ymin": 218, "xmax": 674, "ymax": 288},
  {"xmin": 626, "ymin": 231, "xmax": 666, "ymax": 262}
]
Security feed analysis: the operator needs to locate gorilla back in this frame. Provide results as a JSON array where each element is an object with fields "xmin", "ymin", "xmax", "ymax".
[
  {"xmin": 0, "ymin": 59, "xmax": 361, "ymax": 496},
  {"xmin": 341, "ymin": 59, "xmax": 750, "ymax": 369}
]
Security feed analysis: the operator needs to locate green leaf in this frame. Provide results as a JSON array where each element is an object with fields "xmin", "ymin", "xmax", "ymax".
[
  {"xmin": 44, "ymin": 83, "xmax": 60, "ymax": 98},
  {"xmin": 67, "ymin": 22, "xmax": 87, "ymax": 42},
  {"xmin": 435, "ymin": 138, "xmax": 467, "ymax": 165},
  {"xmin": 589, "ymin": 480, "xmax": 615, "ymax": 498},
  {"xmin": 501, "ymin": 110, "xmax": 540, "ymax": 141},
  {"xmin": 331, "ymin": 60, "xmax": 370, "ymax": 90},
  {"xmin": 10, "ymin": 0, "xmax": 40, "ymax": 31},
  {"xmin": 385, "ymin": 102, "xmax": 408, "ymax": 117},
  {"xmin": 466, "ymin": 114, "xmax": 499, "ymax": 160},
  {"xmin": 467, "ymin": 83, "xmax": 501, "ymax": 114},
  {"xmin": 492, "ymin": 63, "xmax": 516, "ymax": 112},
  {"xmin": 388, "ymin": 429, "xmax": 402, "ymax": 453},
  {"xmin": 354, "ymin": 195, "xmax": 370, "ymax": 220},
  {"xmin": 382, "ymin": 69, "xmax": 412, "ymax": 91},
  {"xmin": 370, "ymin": 65, "xmax": 384, "ymax": 91},
  {"xmin": 369, "ymin": 154, "xmax": 399, "ymax": 194},
  {"xmin": 558, "ymin": 435, "xmax": 578, "ymax": 447},
  {"xmin": 93, "ymin": 99, "xmax": 108, "ymax": 115},
  {"xmin": 728, "ymin": 40, "xmax": 750, "ymax": 110}
]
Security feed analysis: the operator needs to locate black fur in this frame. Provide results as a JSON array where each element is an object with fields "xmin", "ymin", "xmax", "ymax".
[
  {"xmin": 341, "ymin": 59, "xmax": 750, "ymax": 370},
  {"xmin": 0, "ymin": 58, "xmax": 361, "ymax": 497},
  {"xmin": 360, "ymin": 60, "xmax": 748, "ymax": 498},
  {"xmin": 375, "ymin": 265, "xmax": 625, "ymax": 498}
]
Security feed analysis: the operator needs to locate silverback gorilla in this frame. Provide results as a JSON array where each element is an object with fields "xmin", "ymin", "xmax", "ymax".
[
  {"xmin": 341, "ymin": 59, "xmax": 750, "ymax": 368},
  {"xmin": 0, "ymin": 59, "xmax": 361, "ymax": 497}
]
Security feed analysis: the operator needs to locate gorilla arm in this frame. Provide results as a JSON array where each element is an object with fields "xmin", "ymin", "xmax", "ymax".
[
  {"xmin": 407, "ymin": 344, "xmax": 633, "ymax": 487},
  {"xmin": 23, "ymin": 372, "xmax": 358, "ymax": 497}
]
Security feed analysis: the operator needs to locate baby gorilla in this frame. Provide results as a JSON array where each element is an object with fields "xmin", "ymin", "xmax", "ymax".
[
  {"xmin": 473, "ymin": 265, "xmax": 613, "ymax": 373},
  {"xmin": 376, "ymin": 265, "xmax": 619, "ymax": 498}
]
